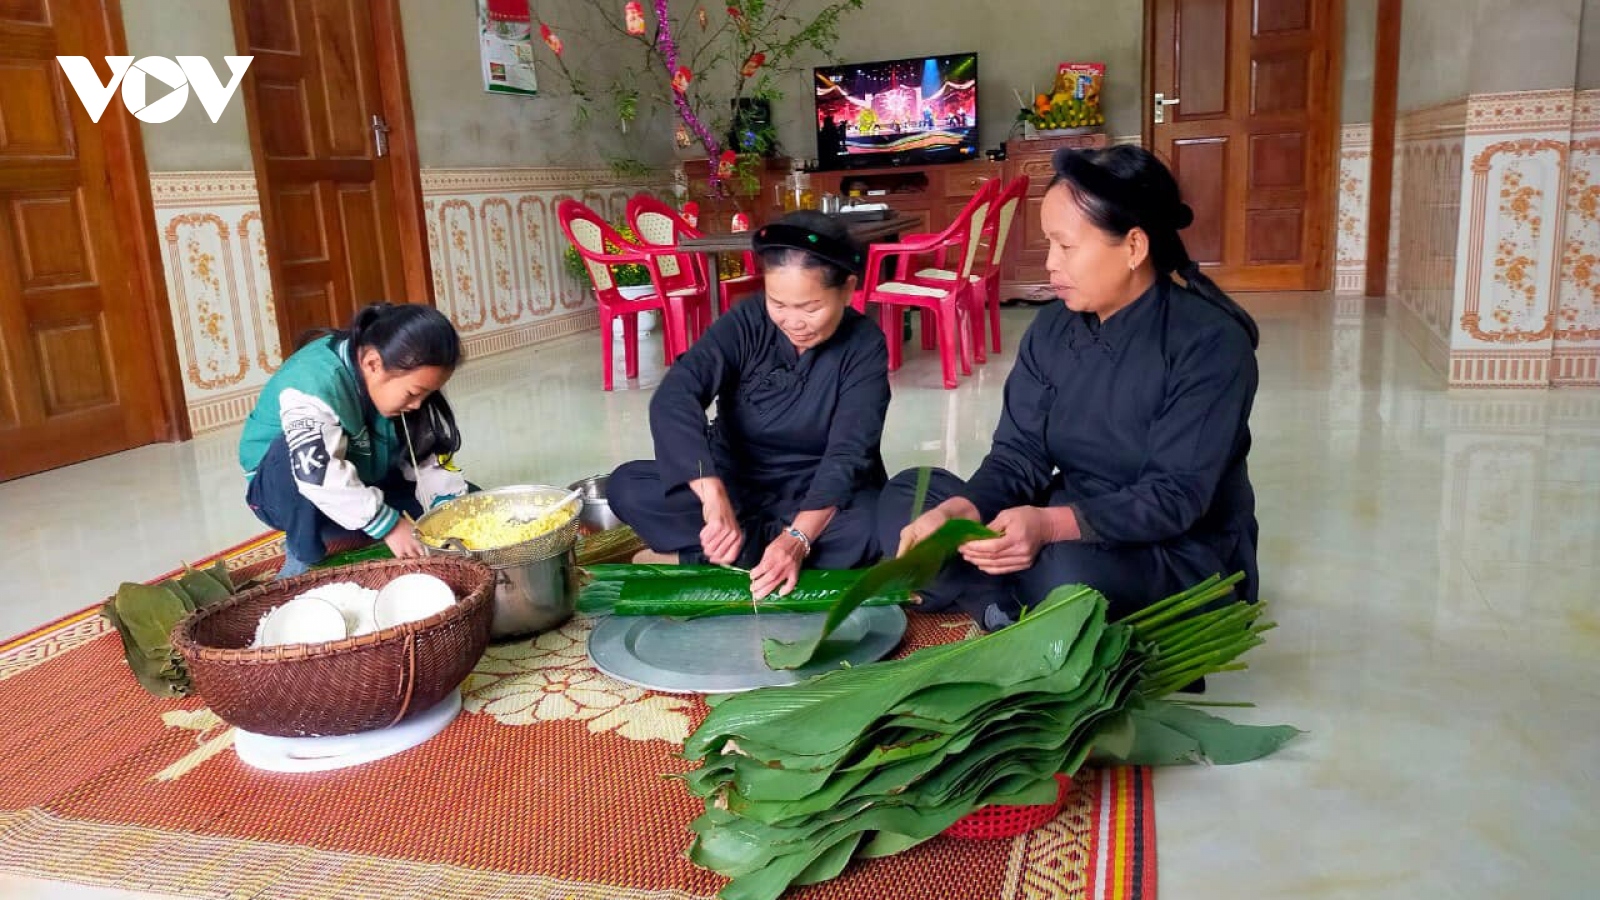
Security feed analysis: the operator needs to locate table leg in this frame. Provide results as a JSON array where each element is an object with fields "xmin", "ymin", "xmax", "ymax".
[{"xmin": 706, "ymin": 252, "xmax": 723, "ymax": 319}]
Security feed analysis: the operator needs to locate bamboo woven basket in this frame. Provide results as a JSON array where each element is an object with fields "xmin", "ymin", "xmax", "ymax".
[{"xmin": 172, "ymin": 558, "xmax": 495, "ymax": 738}]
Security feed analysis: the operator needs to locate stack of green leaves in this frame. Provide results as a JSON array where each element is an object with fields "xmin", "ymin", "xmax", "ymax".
[
  {"xmin": 100, "ymin": 561, "xmax": 236, "ymax": 698},
  {"xmin": 578, "ymin": 564, "xmax": 912, "ymax": 619},
  {"xmin": 680, "ymin": 579, "xmax": 1299, "ymax": 900},
  {"xmin": 681, "ymin": 586, "xmax": 1139, "ymax": 900}
]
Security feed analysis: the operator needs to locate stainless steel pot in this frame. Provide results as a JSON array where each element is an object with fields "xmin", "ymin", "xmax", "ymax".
[{"xmin": 567, "ymin": 474, "xmax": 621, "ymax": 533}]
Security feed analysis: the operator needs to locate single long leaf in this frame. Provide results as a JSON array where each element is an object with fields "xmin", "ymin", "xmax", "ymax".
[{"xmin": 761, "ymin": 519, "xmax": 997, "ymax": 670}]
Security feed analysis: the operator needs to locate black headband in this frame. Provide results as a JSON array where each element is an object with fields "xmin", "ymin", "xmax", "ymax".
[
  {"xmin": 752, "ymin": 223, "xmax": 865, "ymax": 276},
  {"xmin": 1052, "ymin": 149, "xmax": 1194, "ymax": 231}
]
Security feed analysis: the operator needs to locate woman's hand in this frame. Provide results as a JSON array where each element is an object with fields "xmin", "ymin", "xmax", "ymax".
[
  {"xmin": 384, "ymin": 522, "xmax": 427, "ymax": 559},
  {"xmin": 958, "ymin": 506, "xmax": 1065, "ymax": 575},
  {"xmin": 896, "ymin": 496, "xmax": 980, "ymax": 557},
  {"xmin": 749, "ymin": 533, "xmax": 806, "ymax": 600},
  {"xmin": 692, "ymin": 477, "xmax": 744, "ymax": 566}
]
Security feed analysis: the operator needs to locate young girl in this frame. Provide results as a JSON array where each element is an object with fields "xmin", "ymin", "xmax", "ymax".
[{"xmin": 239, "ymin": 303, "xmax": 469, "ymax": 578}]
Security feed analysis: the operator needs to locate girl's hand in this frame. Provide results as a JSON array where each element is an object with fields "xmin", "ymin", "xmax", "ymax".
[
  {"xmin": 384, "ymin": 522, "xmax": 427, "ymax": 559},
  {"xmin": 749, "ymin": 533, "xmax": 806, "ymax": 600},
  {"xmin": 958, "ymin": 506, "xmax": 1059, "ymax": 575}
]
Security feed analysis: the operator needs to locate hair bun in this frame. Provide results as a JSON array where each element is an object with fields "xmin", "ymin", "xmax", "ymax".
[{"xmin": 1173, "ymin": 203, "xmax": 1195, "ymax": 230}]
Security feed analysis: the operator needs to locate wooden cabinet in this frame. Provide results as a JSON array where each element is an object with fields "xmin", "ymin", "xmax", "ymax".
[
  {"xmin": 998, "ymin": 132, "xmax": 1111, "ymax": 299},
  {"xmin": 806, "ymin": 162, "xmax": 1004, "ymax": 242}
]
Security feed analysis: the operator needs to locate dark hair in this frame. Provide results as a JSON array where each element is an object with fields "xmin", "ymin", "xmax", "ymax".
[
  {"xmin": 311, "ymin": 303, "xmax": 465, "ymax": 459},
  {"xmin": 754, "ymin": 210, "xmax": 862, "ymax": 290},
  {"xmin": 1050, "ymin": 146, "xmax": 1259, "ymax": 347}
]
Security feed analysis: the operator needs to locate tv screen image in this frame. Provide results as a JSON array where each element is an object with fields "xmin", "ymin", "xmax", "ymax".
[{"xmin": 814, "ymin": 53, "xmax": 978, "ymax": 169}]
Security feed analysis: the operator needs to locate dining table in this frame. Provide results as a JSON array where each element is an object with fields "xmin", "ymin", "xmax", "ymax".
[{"xmin": 677, "ymin": 211, "xmax": 924, "ymax": 314}]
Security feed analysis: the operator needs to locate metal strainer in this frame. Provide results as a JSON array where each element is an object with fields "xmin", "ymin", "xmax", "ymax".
[{"xmin": 413, "ymin": 485, "xmax": 581, "ymax": 567}]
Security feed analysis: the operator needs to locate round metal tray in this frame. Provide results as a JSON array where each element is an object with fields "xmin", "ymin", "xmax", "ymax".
[{"xmin": 587, "ymin": 606, "xmax": 907, "ymax": 694}]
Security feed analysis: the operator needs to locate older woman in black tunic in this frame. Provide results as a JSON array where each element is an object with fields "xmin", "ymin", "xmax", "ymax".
[
  {"xmin": 609, "ymin": 211, "xmax": 889, "ymax": 600},
  {"xmin": 879, "ymin": 145, "xmax": 1261, "ymax": 630}
]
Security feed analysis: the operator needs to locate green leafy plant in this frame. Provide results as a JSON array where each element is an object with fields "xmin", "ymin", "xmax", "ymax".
[
  {"xmin": 563, "ymin": 221, "xmax": 653, "ymax": 289},
  {"xmin": 534, "ymin": 0, "xmax": 864, "ymax": 197}
]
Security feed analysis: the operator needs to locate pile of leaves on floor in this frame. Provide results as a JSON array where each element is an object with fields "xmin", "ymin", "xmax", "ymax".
[
  {"xmin": 101, "ymin": 561, "xmax": 239, "ymax": 697},
  {"xmin": 678, "ymin": 574, "xmax": 1299, "ymax": 900}
]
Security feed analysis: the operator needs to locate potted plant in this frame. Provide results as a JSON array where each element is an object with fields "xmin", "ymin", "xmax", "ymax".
[{"xmin": 564, "ymin": 222, "xmax": 660, "ymax": 336}]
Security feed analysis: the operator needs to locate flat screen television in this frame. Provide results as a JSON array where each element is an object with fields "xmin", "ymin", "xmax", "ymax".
[{"xmin": 813, "ymin": 52, "xmax": 979, "ymax": 170}]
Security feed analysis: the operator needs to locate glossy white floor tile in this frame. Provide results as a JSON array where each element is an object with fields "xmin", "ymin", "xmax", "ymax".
[{"xmin": 1, "ymin": 296, "xmax": 1597, "ymax": 899}]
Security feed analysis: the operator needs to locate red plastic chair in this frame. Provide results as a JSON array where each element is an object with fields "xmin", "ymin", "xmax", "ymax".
[
  {"xmin": 628, "ymin": 194, "xmax": 762, "ymax": 318},
  {"xmin": 856, "ymin": 179, "xmax": 997, "ymax": 389},
  {"xmin": 557, "ymin": 199, "xmax": 703, "ymax": 391},
  {"xmin": 909, "ymin": 175, "xmax": 1029, "ymax": 363}
]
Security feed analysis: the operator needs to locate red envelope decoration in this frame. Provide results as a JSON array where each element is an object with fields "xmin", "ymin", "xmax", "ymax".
[
  {"xmin": 540, "ymin": 23, "xmax": 564, "ymax": 56},
  {"xmin": 673, "ymin": 66, "xmax": 693, "ymax": 93},
  {"xmin": 682, "ymin": 201, "xmax": 701, "ymax": 227},
  {"xmin": 717, "ymin": 149, "xmax": 738, "ymax": 179},
  {"xmin": 741, "ymin": 52, "xmax": 765, "ymax": 78},
  {"xmin": 624, "ymin": 2, "xmax": 646, "ymax": 35},
  {"xmin": 731, "ymin": 212, "xmax": 750, "ymax": 232}
]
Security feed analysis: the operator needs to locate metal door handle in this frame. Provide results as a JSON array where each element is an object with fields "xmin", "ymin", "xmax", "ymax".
[{"xmin": 1153, "ymin": 92, "xmax": 1181, "ymax": 124}]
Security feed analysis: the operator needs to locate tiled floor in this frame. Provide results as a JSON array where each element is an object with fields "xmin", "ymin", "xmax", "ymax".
[{"xmin": 1, "ymin": 296, "xmax": 1596, "ymax": 899}]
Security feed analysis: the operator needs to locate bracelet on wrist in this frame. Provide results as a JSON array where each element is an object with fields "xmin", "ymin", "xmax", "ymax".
[{"xmin": 784, "ymin": 526, "xmax": 812, "ymax": 558}]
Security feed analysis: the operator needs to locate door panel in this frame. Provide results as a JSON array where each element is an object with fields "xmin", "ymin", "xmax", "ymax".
[
  {"xmin": 1171, "ymin": 138, "xmax": 1227, "ymax": 264},
  {"xmin": 236, "ymin": 0, "xmax": 408, "ymax": 347},
  {"xmin": 1150, "ymin": 0, "xmax": 1338, "ymax": 290},
  {"xmin": 0, "ymin": 0, "xmax": 166, "ymax": 480}
]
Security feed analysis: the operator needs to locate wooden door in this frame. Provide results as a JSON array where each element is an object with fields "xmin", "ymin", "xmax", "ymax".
[
  {"xmin": 233, "ymin": 0, "xmax": 421, "ymax": 346},
  {"xmin": 0, "ymin": 0, "xmax": 176, "ymax": 481},
  {"xmin": 1147, "ymin": 0, "xmax": 1340, "ymax": 291}
]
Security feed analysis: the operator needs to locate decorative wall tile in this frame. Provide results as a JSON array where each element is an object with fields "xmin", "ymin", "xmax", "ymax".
[
  {"xmin": 149, "ymin": 173, "xmax": 282, "ymax": 433},
  {"xmin": 1454, "ymin": 137, "xmax": 1568, "ymax": 348},
  {"xmin": 1555, "ymin": 90, "xmax": 1600, "ymax": 385},
  {"xmin": 1392, "ymin": 102, "xmax": 1466, "ymax": 370},
  {"xmin": 150, "ymin": 168, "xmax": 671, "ymax": 433},
  {"xmin": 1388, "ymin": 90, "xmax": 1597, "ymax": 388},
  {"xmin": 1336, "ymin": 124, "xmax": 1371, "ymax": 294}
]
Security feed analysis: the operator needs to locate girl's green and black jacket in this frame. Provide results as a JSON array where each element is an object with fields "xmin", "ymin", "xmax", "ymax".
[{"xmin": 238, "ymin": 335, "xmax": 466, "ymax": 539}]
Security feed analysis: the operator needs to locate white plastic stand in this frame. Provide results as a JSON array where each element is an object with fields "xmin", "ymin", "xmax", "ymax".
[{"xmin": 234, "ymin": 689, "xmax": 462, "ymax": 773}]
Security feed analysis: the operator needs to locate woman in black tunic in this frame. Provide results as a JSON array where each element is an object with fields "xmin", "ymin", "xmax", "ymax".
[
  {"xmin": 608, "ymin": 211, "xmax": 889, "ymax": 600},
  {"xmin": 878, "ymin": 145, "xmax": 1261, "ymax": 629}
]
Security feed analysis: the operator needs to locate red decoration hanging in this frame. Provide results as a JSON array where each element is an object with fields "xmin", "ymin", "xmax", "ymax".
[
  {"xmin": 717, "ymin": 149, "xmax": 738, "ymax": 179},
  {"xmin": 624, "ymin": 1, "xmax": 646, "ymax": 35},
  {"xmin": 740, "ymin": 52, "xmax": 765, "ymax": 78},
  {"xmin": 731, "ymin": 212, "xmax": 750, "ymax": 232},
  {"xmin": 696, "ymin": 5, "xmax": 709, "ymax": 29},
  {"xmin": 674, "ymin": 123, "xmax": 692, "ymax": 148},
  {"xmin": 673, "ymin": 66, "xmax": 694, "ymax": 93},
  {"xmin": 539, "ymin": 23, "xmax": 564, "ymax": 56},
  {"xmin": 682, "ymin": 201, "xmax": 701, "ymax": 227}
]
